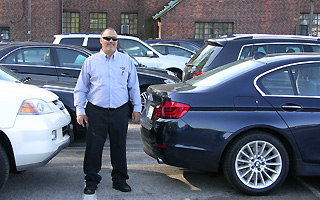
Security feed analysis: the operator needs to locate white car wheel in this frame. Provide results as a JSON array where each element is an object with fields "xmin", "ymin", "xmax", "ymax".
[{"xmin": 223, "ymin": 131, "xmax": 289, "ymax": 195}]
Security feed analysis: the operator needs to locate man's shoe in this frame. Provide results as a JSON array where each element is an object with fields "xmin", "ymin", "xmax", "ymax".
[
  {"xmin": 113, "ymin": 182, "xmax": 132, "ymax": 192},
  {"xmin": 84, "ymin": 187, "xmax": 96, "ymax": 195}
]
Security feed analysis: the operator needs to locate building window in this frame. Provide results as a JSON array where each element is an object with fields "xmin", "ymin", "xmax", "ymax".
[
  {"xmin": 90, "ymin": 13, "xmax": 107, "ymax": 30},
  {"xmin": 120, "ymin": 13, "xmax": 138, "ymax": 35},
  {"xmin": 300, "ymin": 14, "xmax": 320, "ymax": 37},
  {"xmin": 195, "ymin": 22, "xmax": 233, "ymax": 39},
  {"xmin": 0, "ymin": 27, "xmax": 9, "ymax": 40},
  {"xmin": 63, "ymin": 12, "xmax": 80, "ymax": 33}
]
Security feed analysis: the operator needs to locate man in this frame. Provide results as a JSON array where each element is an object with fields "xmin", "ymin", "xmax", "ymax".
[{"xmin": 74, "ymin": 27, "xmax": 142, "ymax": 195}]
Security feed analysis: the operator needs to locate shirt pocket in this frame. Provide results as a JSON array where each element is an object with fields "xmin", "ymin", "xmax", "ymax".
[{"xmin": 116, "ymin": 67, "xmax": 128, "ymax": 86}]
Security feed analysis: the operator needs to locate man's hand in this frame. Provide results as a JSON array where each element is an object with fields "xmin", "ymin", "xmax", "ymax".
[
  {"xmin": 77, "ymin": 115, "xmax": 88, "ymax": 127},
  {"xmin": 132, "ymin": 112, "xmax": 141, "ymax": 123}
]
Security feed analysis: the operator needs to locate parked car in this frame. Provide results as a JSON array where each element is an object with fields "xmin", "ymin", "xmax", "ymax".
[
  {"xmin": 0, "ymin": 78, "xmax": 71, "ymax": 191},
  {"xmin": 0, "ymin": 42, "xmax": 180, "ymax": 135},
  {"xmin": 183, "ymin": 34, "xmax": 320, "ymax": 81},
  {"xmin": 149, "ymin": 43, "xmax": 196, "ymax": 58},
  {"xmin": 141, "ymin": 53, "xmax": 320, "ymax": 195},
  {"xmin": 145, "ymin": 39, "xmax": 202, "ymax": 52},
  {"xmin": 53, "ymin": 34, "xmax": 189, "ymax": 79}
]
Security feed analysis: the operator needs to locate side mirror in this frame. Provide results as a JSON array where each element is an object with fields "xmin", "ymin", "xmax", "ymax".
[{"xmin": 146, "ymin": 51, "xmax": 154, "ymax": 57}]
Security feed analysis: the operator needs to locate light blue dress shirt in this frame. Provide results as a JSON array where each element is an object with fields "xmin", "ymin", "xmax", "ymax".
[{"xmin": 74, "ymin": 49, "xmax": 142, "ymax": 116}]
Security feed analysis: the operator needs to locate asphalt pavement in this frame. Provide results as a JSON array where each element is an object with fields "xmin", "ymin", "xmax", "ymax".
[{"xmin": 0, "ymin": 123, "xmax": 320, "ymax": 200}]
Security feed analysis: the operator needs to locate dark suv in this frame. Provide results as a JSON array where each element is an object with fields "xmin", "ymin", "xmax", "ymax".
[{"xmin": 183, "ymin": 34, "xmax": 320, "ymax": 81}]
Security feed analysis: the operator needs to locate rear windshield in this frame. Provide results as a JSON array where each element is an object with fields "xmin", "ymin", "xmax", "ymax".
[
  {"xmin": 186, "ymin": 59, "xmax": 263, "ymax": 87},
  {"xmin": 187, "ymin": 44, "xmax": 222, "ymax": 70},
  {"xmin": 59, "ymin": 38, "xmax": 84, "ymax": 46}
]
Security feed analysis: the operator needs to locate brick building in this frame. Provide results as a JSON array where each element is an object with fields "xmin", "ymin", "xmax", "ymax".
[{"xmin": 0, "ymin": 0, "xmax": 319, "ymax": 43}]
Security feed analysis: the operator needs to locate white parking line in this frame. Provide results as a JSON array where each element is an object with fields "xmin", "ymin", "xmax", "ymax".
[
  {"xmin": 83, "ymin": 194, "xmax": 97, "ymax": 200},
  {"xmin": 297, "ymin": 177, "xmax": 320, "ymax": 199},
  {"xmin": 83, "ymin": 181, "xmax": 97, "ymax": 200}
]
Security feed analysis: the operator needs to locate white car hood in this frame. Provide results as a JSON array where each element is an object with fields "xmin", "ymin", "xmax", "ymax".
[
  {"xmin": 0, "ymin": 80, "xmax": 58, "ymax": 101},
  {"xmin": 0, "ymin": 80, "xmax": 58, "ymax": 128}
]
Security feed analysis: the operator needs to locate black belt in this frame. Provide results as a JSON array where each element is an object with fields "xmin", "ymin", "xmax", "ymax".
[{"xmin": 88, "ymin": 101, "xmax": 128, "ymax": 111}]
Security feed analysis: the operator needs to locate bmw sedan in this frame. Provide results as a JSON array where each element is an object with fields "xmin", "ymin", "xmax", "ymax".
[{"xmin": 140, "ymin": 53, "xmax": 320, "ymax": 195}]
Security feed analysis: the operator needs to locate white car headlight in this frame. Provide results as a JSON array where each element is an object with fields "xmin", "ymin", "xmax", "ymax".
[{"xmin": 18, "ymin": 99, "xmax": 53, "ymax": 115}]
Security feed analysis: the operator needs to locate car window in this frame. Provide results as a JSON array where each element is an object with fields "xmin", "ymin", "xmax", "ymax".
[
  {"xmin": 240, "ymin": 44, "xmax": 306, "ymax": 60},
  {"xmin": 291, "ymin": 63, "xmax": 320, "ymax": 96},
  {"xmin": 152, "ymin": 45, "xmax": 166, "ymax": 54},
  {"xmin": 188, "ymin": 44, "xmax": 223, "ymax": 70},
  {"xmin": 55, "ymin": 48, "xmax": 87, "ymax": 69},
  {"xmin": 87, "ymin": 38, "xmax": 101, "ymax": 52},
  {"xmin": 59, "ymin": 38, "xmax": 84, "ymax": 46},
  {"xmin": 304, "ymin": 44, "xmax": 320, "ymax": 52},
  {"xmin": 268, "ymin": 44, "xmax": 303, "ymax": 54},
  {"xmin": 258, "ymin": 62, "xmax": 320, "ymax": 96},
  {"xmin": 2, "ymin": 48, "xmax": 51, "ymax": 66},
  {"xmin": 167, "ymin": 46, "xmax": 193, "ymax": 57},
  {"xmin": 239, "ymin": 46, "xmax": 253, "ymax": 59},
  {"xmin": 258, "ymin": 68, "xmax": 294, "ymax": 95},
  {"xmin": 254, "ymin": 45, "xmax": 267, "ymax": 55},
  {"xmin": 178, "ymin": 42, "xmax": 200, "ymax": 52},
  {"xmin": 118, "ymin": 39, "xmax": 149, "ymax": 57}
]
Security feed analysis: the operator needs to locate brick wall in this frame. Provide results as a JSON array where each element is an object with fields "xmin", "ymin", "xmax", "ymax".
[
  {"xmin": 0, "ymin": 0, "xmax": 319, "ymax": 42},
  {"xmin": 0, "ymin": 0, "xmax": 59, "ymax": 42},
  {"xmin": 158, "ymin": 0, "xmax": 320, "ymax": 39}
]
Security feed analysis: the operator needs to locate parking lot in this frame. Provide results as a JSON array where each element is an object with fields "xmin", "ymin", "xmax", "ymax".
[{"xmin": 0, "ymin": 122, "xmax": 319, "ymax": 200}]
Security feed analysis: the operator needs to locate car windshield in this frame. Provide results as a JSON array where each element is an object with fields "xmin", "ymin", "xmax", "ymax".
[
  {"xmin": 0, "ymin": 65, "xmax": 23, "ymax": 82},
  {"xmin": 186, "ymin": 59, "xmax": 264, "ymax": 87}
]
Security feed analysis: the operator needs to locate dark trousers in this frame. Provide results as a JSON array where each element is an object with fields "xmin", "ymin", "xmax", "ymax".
[{"xmin": 84, "ymin": 102, "xmax": 130, "ymax": 188}]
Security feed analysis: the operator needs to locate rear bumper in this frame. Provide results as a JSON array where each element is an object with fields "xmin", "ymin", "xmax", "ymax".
[{"xmin": 140, "ymin": 117, "xmax": 223, "ymax": 172}]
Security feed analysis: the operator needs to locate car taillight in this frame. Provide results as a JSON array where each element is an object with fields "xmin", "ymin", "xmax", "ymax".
[
  {"xmin": 155, "ymin": 101, "xmax": 190, "ymax": 119},
  {"xmin": 193, "ymin": 72, "xmax": 205, "ymax": 77}
]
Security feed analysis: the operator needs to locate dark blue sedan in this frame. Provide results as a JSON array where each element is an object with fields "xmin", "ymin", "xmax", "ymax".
[{"xmin": 140, "ymin": 53, "xmax": 320, "ymax": 195}]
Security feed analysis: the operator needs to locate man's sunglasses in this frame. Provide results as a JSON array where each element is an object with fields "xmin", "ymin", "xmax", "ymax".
[{"xmin": 102, "ymin": 36, "xmax": 118, "ymax": 41}]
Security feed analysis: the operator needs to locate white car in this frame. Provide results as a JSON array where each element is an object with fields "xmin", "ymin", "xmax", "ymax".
[
  {"xmin": 53, "ymin": 34, "xmax": 189, "ymax": 79},
  {"xmin": 0, "ymin": 79, "xmax": 71, "ymax": 191}
]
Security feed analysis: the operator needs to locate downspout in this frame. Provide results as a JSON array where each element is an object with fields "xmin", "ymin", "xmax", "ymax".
[
  {"xmin": 309, "ymin": 0, "xmax": 315, "ymax": 36},
  {"xmin": 158, "ymin": 19, "xmax": 162, "ymax": 39},
  {"xmin": 28, "ymin": 0, "xmax": 31, "ymax": 41},
  {"xmin": 62, "ymin": 0, "xmax": 64, "ymax": 33}
]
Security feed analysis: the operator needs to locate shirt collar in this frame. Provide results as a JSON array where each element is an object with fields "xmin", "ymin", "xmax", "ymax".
[{"xmin": 100, "ymin": 49, "xmax": 118, "ymax": 60}]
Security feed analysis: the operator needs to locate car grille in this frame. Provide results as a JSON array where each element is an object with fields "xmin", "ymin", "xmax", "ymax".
[{"xmin": 62, "ymin": 125, "xmax": 69, "ymax": 136}]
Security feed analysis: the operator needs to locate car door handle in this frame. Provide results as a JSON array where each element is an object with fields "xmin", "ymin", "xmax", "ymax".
[
  {"xmin": 60, "ymin": 73, "xmax": 73, "ymax": 77},
  {"xmin": 281, "ymin": 104, "xmax": 302, "ymax": 111}
]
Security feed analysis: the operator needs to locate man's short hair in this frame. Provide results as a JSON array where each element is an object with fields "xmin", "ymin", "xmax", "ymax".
[{"xmin": 101, "ymin": 27, "xmax": 117, "ymax": 36}]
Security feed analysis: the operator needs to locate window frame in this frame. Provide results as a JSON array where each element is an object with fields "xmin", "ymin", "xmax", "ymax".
[
  {"xmin": 89, "ymin": 12, "xmax": 107, "ymax": 31},
  {"xmin": 300, "ymin": 13, "xmax": 320, "ymax": 37},
  {"xmin": 0, "ymin": 27, "xmax": 10, "ymax": 41},
  {"xmin": 63, "ymin": 11, "xmax": 80, "ymax": 33},
  {"xmin": 195, "ymin": 22, "xmax": 233, "ymax": 39},
  {"xmin": 120, "ymin": 13, "xmax": 138, "ymax": 36}
]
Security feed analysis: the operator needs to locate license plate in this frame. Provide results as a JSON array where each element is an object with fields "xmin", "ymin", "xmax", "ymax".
[{"xmin": 147, "ymin": 105, "xmax": 154, "ymax": 120}]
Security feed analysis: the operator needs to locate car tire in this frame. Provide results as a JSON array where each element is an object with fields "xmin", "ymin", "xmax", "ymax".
[
  {"xmin": 222, "ymin": 131, "xmax": 289, "ymax": 195},
  {"xmin": 0, "ymin": 144, "xmax": 9, "ymax": 191}
]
